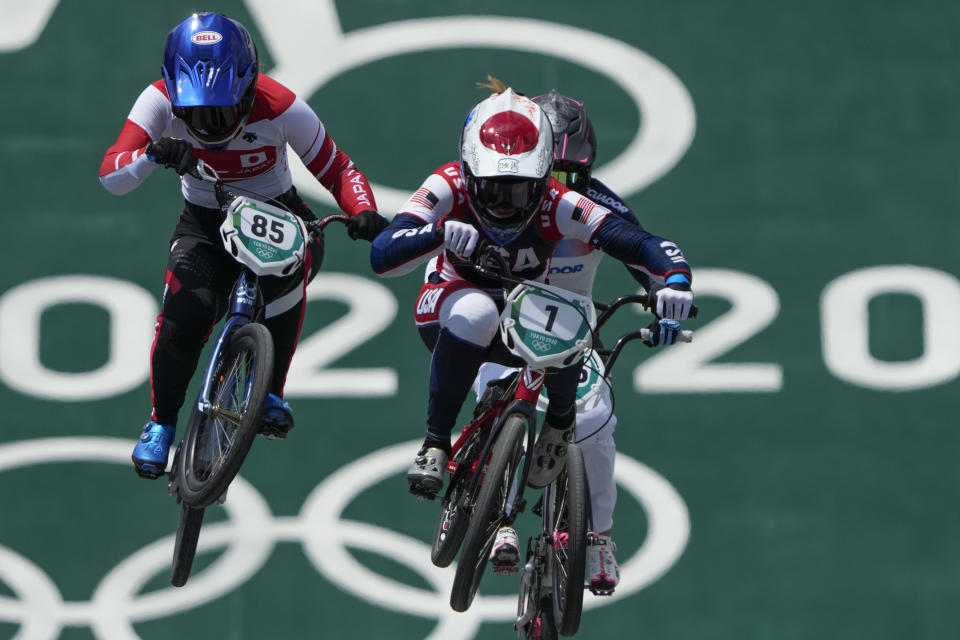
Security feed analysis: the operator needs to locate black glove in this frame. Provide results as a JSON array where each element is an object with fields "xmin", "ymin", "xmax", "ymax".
[
  {"xmin": 347, "ymin": 210, "xmax": 390, "ymax": 241},
  {"xmin": 145, "ymin": 137, "xmax": 195, "ymax": 175},
  {"xmin": 469, "ymin": 237, "xmax": 494, "ymax": 267}
]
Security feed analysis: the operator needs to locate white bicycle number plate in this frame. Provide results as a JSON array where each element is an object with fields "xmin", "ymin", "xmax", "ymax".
[
  {"xmin": 220, "ymin": 197, "xmax": 307, "ymax": 277},
  {"xmin": 501, "ymin": 282, "xmax": 595, "ymax": 369}
]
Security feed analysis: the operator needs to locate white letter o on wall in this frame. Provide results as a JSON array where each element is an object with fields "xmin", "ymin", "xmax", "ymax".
[
  {"xmin": 821, "ymin": 265, "xmax": 960, "ymax": 391},
  {"xmin": 0, "ymin": 275, "xmax": 157, "ymax": 401}
]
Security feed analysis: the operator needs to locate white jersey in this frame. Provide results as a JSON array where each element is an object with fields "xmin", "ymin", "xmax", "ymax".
[{"xmin": 99, "ymin": 74, "xmax": 374, "ymax": 215}]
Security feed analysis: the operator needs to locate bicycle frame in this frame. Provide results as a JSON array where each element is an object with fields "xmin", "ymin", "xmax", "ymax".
[
  {"xmin": 188, "ymin": 158, "xmax": 348, "ymax": 419},
  {"xmin": 447, "ymin": 373, "xmax": 541, "ymax": 523},
  {"xmin": 195, "ymin": 268, "xmax": 263, "ymax": 416}
]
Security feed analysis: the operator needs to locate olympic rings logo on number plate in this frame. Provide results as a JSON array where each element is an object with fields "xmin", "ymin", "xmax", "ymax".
[
  {"xmin": 530, "ymin": 339, "xmax": 556, "ymax": 353},
  {"xmin": 0, "ymin": 437, "xmax": 690, "ymax": 639}
]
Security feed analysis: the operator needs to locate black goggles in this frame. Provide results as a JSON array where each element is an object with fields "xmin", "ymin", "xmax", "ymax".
[
  {"xmin": 471, "ymin": 177, "xmax": 545, "ymax": 220},
  {"xmin": 174, "ymin": 105, "xmax": 242, "ymax": 143}
]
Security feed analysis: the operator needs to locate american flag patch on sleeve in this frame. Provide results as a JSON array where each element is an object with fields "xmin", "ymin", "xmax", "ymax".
[
  {"xmin": 411, "ymin": 187, "xmax": 439, "ymax": 209},
  {"xmin": 571, "ymin": 197, "xmax": 596, "ymax": 223}
]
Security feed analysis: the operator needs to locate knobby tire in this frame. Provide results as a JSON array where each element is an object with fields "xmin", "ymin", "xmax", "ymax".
[
  {"xmin": 176, "ymin": 323, "xmax": 273, "ymax": 508},
  {"xmin": 431, "ymin": 427, "xmax": 484, "ymax": 567},
  {"xmin": 170, "ymin": 502, "xmax": 204, "ymax": 587},
  {"xmin": 548, "ymin": 443, "xmax": 588, "ymax": 636},
  {"xmin": 450, "ymin": 414, "xmax": 527, "ymax": 612}
]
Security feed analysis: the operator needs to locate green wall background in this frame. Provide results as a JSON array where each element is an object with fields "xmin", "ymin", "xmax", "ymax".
[{"xmin": 0, "ymin": 1, "xmax": 957, "ymax": 638}]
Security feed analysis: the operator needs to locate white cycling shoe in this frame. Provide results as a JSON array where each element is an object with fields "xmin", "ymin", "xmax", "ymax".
[
  {"xmin": 490, "ymin": 526, "xmax": 520, "ymax": 575},
  {"xmin": 586, "ymin": 533, "xmax": 619, "ymax": 595}
]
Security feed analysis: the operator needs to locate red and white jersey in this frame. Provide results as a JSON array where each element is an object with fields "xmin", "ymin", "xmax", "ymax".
[
  {"xmin": 99, "ymin": 74, "xmax": 375, "ymax": 214},
  {"xmin": 381, "ymin": 162, "xmax": 613, "ymax": 283}
]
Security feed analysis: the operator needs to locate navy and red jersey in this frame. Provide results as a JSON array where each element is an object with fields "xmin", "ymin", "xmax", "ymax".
[
  {"xmin": 99, "ymin": 73, "xmax": 375, "ymax": 215},
  {"xmin": 370, "ymin": 162, "xmax": 691, "ymax": 289}
]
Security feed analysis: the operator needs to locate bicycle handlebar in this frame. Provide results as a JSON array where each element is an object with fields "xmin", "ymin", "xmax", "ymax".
[
  {"xmin": 189, "ymin": 158, "xmax": 219, "ymax": 184},
  {"xmin": 187, "ymin": 159, "xmax": 349, "ymax": 240},
  {"xmin": 466, "ymin": 244, "xmax": 698, "ymax": 376},
  {"xmin": 470, "ymin": 243, "xmax": 698, "ymax": 322},
  {"xmin": 305, "ymin": 214, "xmax": 351, "ymax": 238},
  {"xmin": 595, "ymin": 294, "xmax": 699, "ymax": 330},
  {"xmin": 469, "ymin": 243, "xmax": 524, "ymax": 288}
]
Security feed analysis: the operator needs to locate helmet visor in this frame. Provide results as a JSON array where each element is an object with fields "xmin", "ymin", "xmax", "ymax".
[
  {"xmin": 471, "ymin": 177, "xmax": 545, "ymax": 221},
  {"xmin": 174, "ymin": 104, "xmax": 243, "ymax": 146}
]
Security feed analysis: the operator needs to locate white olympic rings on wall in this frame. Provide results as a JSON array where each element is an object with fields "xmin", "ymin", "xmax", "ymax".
[
  {"xmin": 0, "ymin": 437, "xmax": 689, "ymax": 639},
  {"xmin": 243, "ymin": 0, "xmax": 695, "ymax": 213}
]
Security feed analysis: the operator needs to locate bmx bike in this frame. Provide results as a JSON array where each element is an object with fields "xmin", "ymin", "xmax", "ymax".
[
  {"xmin": 425, "ymin": 246, "xmax": 693, "ymax": 637},
  {"xmin": 514, "ymin": 292, "xmax": 694, "ymax": 639},
  {"xmin": 162, "ymin": 159, "xmax": 349, "ymax": 587}
]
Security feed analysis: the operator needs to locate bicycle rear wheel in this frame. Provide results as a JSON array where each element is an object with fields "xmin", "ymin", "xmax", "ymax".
[
  {"xmin": 450, "ymin": 414, "xmax": 527, "ymax": 612},
  {"xmin": 547, "ymin": 443, "xmax": 587, "ymax": 636},
  {"xmin": 431, "ymin": 427, "xmax": 484, "ymax": 568},
  {"xmin": 170, "ymin": 502, "xmax": 204, "ymax": 587},
  {"xmin": 176, "ymin": 322, "xmax": 273, "ymax": 508},
  {"xmin": 516, "ymin": 543, "xmax": 558, "ymax": 640},
  {"xmin": 530, "ymin": 599, "xmax": 559, "ymax": 640}
]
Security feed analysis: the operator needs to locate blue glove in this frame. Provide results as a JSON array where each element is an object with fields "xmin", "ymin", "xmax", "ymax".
[{"xmin": 644, "ymin": 318, "xmax": 681, "ymax": 347}]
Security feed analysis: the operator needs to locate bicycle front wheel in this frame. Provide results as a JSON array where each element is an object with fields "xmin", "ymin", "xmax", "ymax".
[
  {"xmin": 450, "ymin": 413, "xmax": 527, "ymax": 612},
  {"xmin": 547, "ymin": 443, "xmax": 588, "ymax": 636},
  {"xmin": 176, "ymin": 323, "xmax": 273, "ymax": 508},
  {"xmin": 170, "ymin": 502, "xmax": 204, "ymax": 587},
  {"xmin": 431, "ymin": 426, "xmax": 484, "ymax": 568}
]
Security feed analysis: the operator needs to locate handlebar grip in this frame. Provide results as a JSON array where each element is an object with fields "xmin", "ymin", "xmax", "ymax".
[
  {"xmin": 639, "ymin": 328, "xmax": 694, "ymax": 343},
  {"xmin": 306, "ymin": 213, "xmax": 352, "ymax": 239}
]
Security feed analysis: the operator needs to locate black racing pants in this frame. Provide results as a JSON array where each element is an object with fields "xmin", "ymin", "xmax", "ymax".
[{"xmin": 150, "ymin": 188, "xmax": 321, "ymax": 427}]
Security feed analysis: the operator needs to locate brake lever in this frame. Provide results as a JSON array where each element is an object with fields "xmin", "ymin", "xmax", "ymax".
[{"xmin": 470, "ymin": 243, "xmax": 512, "ymax": 283}]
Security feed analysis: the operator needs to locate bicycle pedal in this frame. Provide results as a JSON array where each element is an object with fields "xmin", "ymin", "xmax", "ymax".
[
  {"xmin": 491, "ymin": 562, "xmax": 519, "ymax": 576},
  {"xmin": 407, "ymin": 486, "xmax": 438, "ymax": 501},
  {"xmin": 588, "ymin": 585, "xmax": 616, "ymax": 596},
  {"xmin": 259, "ymin": 427, "xmax": 288, "ymax": 440}
]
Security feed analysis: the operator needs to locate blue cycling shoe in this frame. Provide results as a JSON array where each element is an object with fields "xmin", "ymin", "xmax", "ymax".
[
  {"xmin": 261, "ymin": 393, "xmax": 294, "ymax": 440},
  {"xmin": 132, "ymin": 421, "xmax": 174, "ymax": 479}
]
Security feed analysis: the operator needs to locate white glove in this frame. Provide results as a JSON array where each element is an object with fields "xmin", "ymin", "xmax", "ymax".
[
  {"xmin": 443, "ymin": 220, "xmax": 480, "ymax": 257},
  {"xmin": 656, "ymin": 287, "xmax": 694, "ymax": 321}
]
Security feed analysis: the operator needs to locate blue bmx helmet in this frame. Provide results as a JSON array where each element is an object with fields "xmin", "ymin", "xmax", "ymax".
[{"xmin": 162, "ymin": 13, "xmax": 259, "ymax": 149}]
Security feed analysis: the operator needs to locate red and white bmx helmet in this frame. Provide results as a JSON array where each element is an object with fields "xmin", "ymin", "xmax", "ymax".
[{"xmin": 459, "ymin": 88, "xmax": 554, "ymax": 245}]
